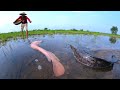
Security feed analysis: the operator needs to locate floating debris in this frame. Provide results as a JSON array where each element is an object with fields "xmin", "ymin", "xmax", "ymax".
[
  {"xmin": 35, "ymin": 59, "xmax": 39, "ymax": 62},
  {"xmin": 38, "ymin": 65, "xmax": 42, "ymax": 70}
]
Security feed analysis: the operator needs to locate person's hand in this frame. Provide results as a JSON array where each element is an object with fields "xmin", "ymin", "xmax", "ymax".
[{"xmin": 30, "ymin": 41, "xmax": 42, "ymax": 50}]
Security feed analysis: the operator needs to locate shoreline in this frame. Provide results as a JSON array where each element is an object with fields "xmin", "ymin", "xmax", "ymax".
[{"xmin": 0, "ymin": 29, "xmax": 120, "ymax": 42}]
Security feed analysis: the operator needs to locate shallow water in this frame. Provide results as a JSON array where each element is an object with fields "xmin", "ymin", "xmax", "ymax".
[{"xmin": 0, "ymin": 34, "xmax": 120, "ymax": 79}]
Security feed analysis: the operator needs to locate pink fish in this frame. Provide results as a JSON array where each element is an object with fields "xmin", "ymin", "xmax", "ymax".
[{"xmin": 30, "ymin": 41, "xmax": 65, "ymax": 77}]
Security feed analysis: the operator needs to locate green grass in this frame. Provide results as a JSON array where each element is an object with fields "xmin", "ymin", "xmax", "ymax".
[
  {"xmin": 0, "ymin": 31, "xmax": 21, "ymax": 42},
  {"xmin": 0, "ymin": 29, "xmax": 120, "ymax": 42}
]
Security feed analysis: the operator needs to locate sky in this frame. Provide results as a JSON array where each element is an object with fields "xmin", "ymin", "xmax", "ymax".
[{"xmin": 0, "ymin": 11, "xmax": 120, "ymax": 34}]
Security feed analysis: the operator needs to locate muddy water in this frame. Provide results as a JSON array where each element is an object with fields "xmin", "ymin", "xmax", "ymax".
[{"xmin": 0, "ymin": 34, "xmax": 120, "ymax": 79}]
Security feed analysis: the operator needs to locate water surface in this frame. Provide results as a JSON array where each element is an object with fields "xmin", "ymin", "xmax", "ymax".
[{"xmin": 0, "ymin": 34, "xmax": 120, "ymax": 79}]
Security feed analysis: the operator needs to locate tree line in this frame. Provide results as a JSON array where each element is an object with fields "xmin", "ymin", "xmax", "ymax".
[{"xmin": 43, "ymin": 26, "xmax": 119, "ymax": 35}]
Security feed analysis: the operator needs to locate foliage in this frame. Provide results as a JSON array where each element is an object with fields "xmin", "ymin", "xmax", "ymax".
[{"xmin": 110, "ymin": 26, "xmax": 118, "ymax": 35}]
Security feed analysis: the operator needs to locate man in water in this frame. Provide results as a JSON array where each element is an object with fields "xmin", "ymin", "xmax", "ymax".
[{"xmin": 17, "ymin": 12, "xmax": 32, "ymax": 38}]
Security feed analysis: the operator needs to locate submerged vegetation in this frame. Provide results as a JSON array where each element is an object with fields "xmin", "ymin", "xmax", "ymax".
[{"xmin": 0, "ymin": 29, "xmax": 120, "ymax": 42}]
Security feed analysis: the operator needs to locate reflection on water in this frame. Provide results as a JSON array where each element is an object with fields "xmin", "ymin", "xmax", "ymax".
[
  {"xmin": 109, "ymin": 36, "xmax": 117, "ymax": 44},
  {"xmin": 0, "ymin": 34, "xmax": 120, "ymax": 79}
]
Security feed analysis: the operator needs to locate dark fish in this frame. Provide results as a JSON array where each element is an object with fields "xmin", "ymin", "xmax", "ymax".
[{"xmin": 70, "ymin": 45, "xmax": 113, "ymax": 69}]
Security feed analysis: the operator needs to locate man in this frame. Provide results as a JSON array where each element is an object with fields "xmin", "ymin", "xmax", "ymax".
[{"xmin": 17, "ymin": 12, "xmax": 32, "ymax": 38}]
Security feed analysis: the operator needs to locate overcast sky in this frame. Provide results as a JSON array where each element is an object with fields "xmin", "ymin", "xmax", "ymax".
[{"xmin": 0, "ymin": 11, "xmax": 120, "ymax": 34}]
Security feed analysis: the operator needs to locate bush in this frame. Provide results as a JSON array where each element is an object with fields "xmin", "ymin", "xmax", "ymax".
[
  {"xmin": 71, "ymin": 28, "xmax": 78, "ymax": 31},
  {"xmin": 44, "ymin": 28, "xmax": 49, "ymax": 30}
]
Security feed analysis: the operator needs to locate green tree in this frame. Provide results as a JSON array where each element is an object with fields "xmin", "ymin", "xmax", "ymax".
[
  {"xmin": 44, "ymin": 28, "xmax": 48, "ymax": 30},
  {"xmin": 71, "ymin": 28, "xmax": 77, "ymax": 31},
  {"xmin": 110, "ymin": 26, "xmax": 118, "ymax": 34},
  {"xmin": 80, "ymin": 29, "xmax": 83, "ymax": 31}
]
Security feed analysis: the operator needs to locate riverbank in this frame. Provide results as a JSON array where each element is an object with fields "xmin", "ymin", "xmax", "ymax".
[{"xmin": 0, "ymin": 29, "xmax": 120, "ymax": 42}]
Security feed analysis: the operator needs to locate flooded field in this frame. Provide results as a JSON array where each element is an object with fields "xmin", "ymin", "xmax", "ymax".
[{"xmin": 0, "ymin": 34, "xmax": 120, "ymax": 79}]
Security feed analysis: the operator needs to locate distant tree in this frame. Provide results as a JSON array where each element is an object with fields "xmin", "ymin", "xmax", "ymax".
[
  {"xmin": 44, "ymin": 28, "xmax": 48, "ymax": 30},
  {"xmin": 80, "ymin": 29, "xmax": 83, "ymax": 31},
  {"xmin": 71, "ymin": 28, "xmax": 77, "ymax": 31},
  {"xmin": 110, "ymin": 26, "xmax": 118, "ymax": 34}
]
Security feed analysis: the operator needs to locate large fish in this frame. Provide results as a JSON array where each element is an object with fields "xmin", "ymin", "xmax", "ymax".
[
  {"xmin": 70, "ymin": 45, "xmax": 113, "ymax": 69},
  {"xmin": 30, "ymin": 41, "xmax": 65, "ymax": 77}
]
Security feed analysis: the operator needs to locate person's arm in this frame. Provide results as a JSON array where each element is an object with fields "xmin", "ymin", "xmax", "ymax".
[{"xmin": 26, "ymin": 16, "xmax": 32, "ymax": 23}]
